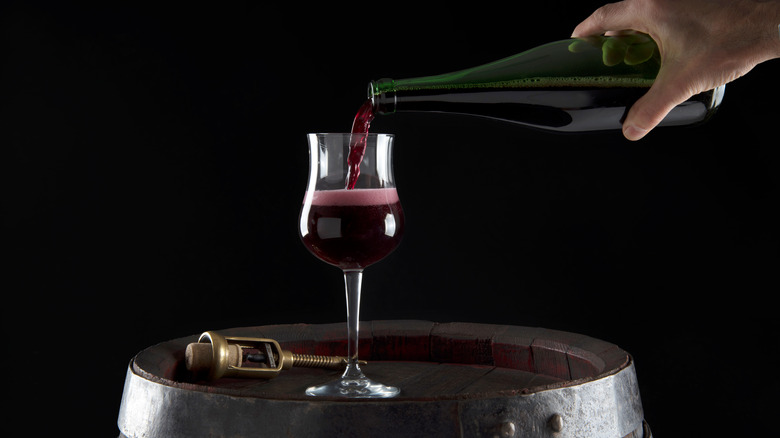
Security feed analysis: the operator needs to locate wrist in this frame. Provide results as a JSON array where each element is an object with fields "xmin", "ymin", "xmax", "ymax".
[{"xmin": 757, "ymin": 0, "xmax": 780, "ymax": 59}]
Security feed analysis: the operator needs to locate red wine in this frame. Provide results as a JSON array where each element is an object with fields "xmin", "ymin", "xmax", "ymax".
[
  {"xmin": 301, "ymin": 188, "xmax": 403, "ymax": 270},
  {"xmin": 346, "ymin": 100, "xmax": 375, "ymax": 189}
]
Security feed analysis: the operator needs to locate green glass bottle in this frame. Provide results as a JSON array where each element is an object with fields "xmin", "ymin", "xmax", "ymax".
[{"xmin": 369, "ymin": 34, "xmax": 725, "ymax": 132}]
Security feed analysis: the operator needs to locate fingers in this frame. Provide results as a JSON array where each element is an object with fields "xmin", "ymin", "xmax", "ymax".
[
  {"xmin": 602, "ymin": 37, "xmax": 629, "ymax": 66},
  {"xmin": 623, "ymin": 38, "xmax": 656, "ymax": 65},
  {"xmin": 571, "ymin": 1, "xmax": 641, "ymax": 38}
]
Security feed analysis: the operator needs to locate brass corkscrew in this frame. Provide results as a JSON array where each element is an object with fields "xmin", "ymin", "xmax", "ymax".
[{"xmin": 186, "ymin": 331, "xmax": 364, "ymax": 380}]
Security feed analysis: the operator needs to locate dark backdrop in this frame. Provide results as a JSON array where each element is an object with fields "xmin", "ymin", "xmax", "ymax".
[{"xmin": 4, "ymin": 1, "xmax": 779, "ymax": 436}]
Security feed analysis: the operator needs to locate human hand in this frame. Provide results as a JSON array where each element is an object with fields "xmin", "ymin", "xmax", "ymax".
[{"xmin": 572, "ymin": 0, "xmax": 780, "ymax": 140}]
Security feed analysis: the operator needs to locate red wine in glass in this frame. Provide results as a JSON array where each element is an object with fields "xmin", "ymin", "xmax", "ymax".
[{"xmin": 301, "ymin": 188, "xmax": 403, "ymax": 270}]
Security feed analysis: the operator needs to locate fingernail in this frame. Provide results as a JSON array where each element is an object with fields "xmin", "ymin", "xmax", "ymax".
[{"xmin": 623, "ymin": 125, "xmax": 648, "ymax": 141}]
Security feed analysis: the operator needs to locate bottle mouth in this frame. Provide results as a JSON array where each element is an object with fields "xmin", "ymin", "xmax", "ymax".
[
  {"xmin": 367, "ymin": 80, "xmax": 378, "ymax": 106},
  {"xmin": 368, "ymin": 79, "xmax": 395, "ymax": 114},
  {"xmin": 367, "ymin": 80, "xmax": 378, "ymax": 98}
]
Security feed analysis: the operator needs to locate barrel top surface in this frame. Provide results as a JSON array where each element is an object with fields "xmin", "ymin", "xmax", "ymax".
[{"xmin": 132, "ymin": 320, "xmax": 630, "ymax": 402}]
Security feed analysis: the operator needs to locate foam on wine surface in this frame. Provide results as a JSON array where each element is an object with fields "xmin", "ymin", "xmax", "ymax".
[{"xmin": 311, "ymin": 188, "xmax": 399, "ymax": 206}]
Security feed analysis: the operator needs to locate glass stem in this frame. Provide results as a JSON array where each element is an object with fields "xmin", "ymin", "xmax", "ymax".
[{"xmin": 342, "ymin": 269, "xmax": 365, "ymax": 380}]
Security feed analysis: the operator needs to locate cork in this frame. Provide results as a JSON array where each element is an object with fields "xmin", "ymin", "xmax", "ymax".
[{"xmin": 185, "ymin": 342, "xmax": 242, "ymax": 372}]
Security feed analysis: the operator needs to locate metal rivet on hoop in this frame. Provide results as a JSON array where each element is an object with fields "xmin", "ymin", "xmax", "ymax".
[
  {"xmin": 497, "ymin": 421, "xmax": 516, "ymax": 437},
  {"xmin": 549, "ymin": 413, "xmax": 564, "ymax": 432}
]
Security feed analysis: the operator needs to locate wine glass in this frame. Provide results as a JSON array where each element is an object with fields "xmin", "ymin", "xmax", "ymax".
[{"xmin": 299, "ymin": 132, "xmax": 403, "ymax": 398}]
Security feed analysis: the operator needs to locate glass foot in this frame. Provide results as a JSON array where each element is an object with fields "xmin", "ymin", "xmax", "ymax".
[{"xmin": 306, "ymin": 376, "xmax": 400, "ymax": 399}]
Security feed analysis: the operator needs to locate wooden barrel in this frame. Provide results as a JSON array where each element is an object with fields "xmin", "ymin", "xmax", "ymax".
[{"xmin": 117, "ymin": 321, "xmax": 651, "ymax": 438}]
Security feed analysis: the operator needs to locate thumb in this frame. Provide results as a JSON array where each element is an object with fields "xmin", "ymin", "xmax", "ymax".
[{"xmin": 622, "ymin": 76, "xmax": 691, "ymax": 141}]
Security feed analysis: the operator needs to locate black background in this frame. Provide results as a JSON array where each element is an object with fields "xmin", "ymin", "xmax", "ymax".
[{"xmin": 4, "ymin": 1, "xmax": 779, "ymax": 436}]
